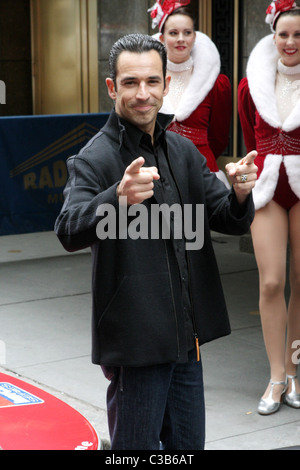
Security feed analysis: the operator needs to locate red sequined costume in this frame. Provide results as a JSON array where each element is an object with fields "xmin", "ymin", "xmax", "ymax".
[
  {"xmin": 238, "ymin": 34, "xmax": 300, "ymax": 210},
  {"xmin": 155, "ymin": 32, "xmax": 232, "ymax": 177}
]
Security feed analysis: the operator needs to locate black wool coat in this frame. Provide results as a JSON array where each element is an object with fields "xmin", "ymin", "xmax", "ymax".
[{"xmin": 55, "ymin": 110, "xmax": 254, "ymax": 367}]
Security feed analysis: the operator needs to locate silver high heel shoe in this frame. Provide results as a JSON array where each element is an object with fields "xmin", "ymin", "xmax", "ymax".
[
  {"xmin": 257, "ymin": 380, "xmax": 287, "ymax": 415},
  {"xmin": 283, "ymin": 375, "xmax": 300, "ymax": 409}
]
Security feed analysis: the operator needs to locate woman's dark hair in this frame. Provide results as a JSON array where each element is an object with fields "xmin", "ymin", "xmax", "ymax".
[
  {"xmin": 109, "ymin": 33, "xmax": 167, "ymax": 87},
  {"xmin": 274, "ymin": 7, "xmax": 300, "ymax": 30},
  {"xmin": 161, "ymin": 7, "xmax": 196, "ymax": 34}
]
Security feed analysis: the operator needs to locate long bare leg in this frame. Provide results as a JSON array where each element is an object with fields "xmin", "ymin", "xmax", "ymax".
[
  {"xmin": 286, "ymin": 201, "xmax": 300, "ymax": 395},
  {"xmin": 251, "ymin": 201, "xmax": 289, "ymax": 402}
]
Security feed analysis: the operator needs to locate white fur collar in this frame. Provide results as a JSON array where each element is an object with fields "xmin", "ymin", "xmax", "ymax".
[
  {"xmin": 154, "ymin": 31, "xmax": 221, "ymax": 121},
  {"xmin": 247, "ymin": 34, "xmax": 300, "ymax": 132}
]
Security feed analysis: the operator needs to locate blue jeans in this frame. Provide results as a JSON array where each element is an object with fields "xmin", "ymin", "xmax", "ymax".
[{"xmin": 102, "ymin": 349, "xmax": 205, "ymax": 450}]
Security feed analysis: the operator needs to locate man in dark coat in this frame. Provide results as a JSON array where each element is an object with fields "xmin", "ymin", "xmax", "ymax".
[{"xmin": 55, "ymin": 33, "xmax": 257, "ymax": 450}]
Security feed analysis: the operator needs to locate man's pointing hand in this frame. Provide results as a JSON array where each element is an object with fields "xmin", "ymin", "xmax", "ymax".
[{"xmin": 117, "ymin": 157, "xmax": 160, "ymax": 205}]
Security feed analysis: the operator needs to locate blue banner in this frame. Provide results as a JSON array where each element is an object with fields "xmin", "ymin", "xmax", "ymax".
[{"xmin": 0, "ymin": 113, "xmax": 109, "ymax": 235}]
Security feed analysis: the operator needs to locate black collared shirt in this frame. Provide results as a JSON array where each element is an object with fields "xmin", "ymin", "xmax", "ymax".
[{"xmin": 120, "ymin": 116, "xmax": 195, "ymax": 352}]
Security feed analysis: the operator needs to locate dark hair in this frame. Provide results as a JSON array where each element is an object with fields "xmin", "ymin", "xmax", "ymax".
[
  {"xmin": 161, "ymin": 7, "xmax": 196, "ymax": 34},
  {"xmin": 274, "ymin": 7, "xmax": 300, "ymax": 30},
  {"xmin": 109, "ymin": 33, "xmax": 167, "ymax": 86}
]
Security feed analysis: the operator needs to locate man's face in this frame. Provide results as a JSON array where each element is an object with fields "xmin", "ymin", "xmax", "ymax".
[{"xmin": 106, "ymin": 50, "xmax": 170, "ymax": 136}]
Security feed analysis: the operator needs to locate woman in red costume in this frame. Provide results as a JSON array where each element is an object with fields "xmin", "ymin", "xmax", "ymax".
[
  {"xmin": 238, "ymin": 0, "xmax": 300, "ymax": 415},
  {"xmin": 148, "ymin": 0, "xmax": 232, "ymax": 188}
]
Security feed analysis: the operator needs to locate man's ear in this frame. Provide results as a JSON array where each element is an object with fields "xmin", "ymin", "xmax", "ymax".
[
  {"xmin": 106, "ymin": 78, "xmax": 117, "ymax": 100},
  {"xmin": 164, "ymin": 75, "xmax": 171, "ymax": 97}
]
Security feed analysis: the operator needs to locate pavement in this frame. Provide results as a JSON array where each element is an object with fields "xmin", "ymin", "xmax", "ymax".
[{"xmin": 0, "ymin": 230, "xmax": 299, "ymax": 451}]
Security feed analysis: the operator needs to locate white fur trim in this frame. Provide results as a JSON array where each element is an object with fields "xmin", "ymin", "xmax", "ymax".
[
  {"xmin": 154, "ymin": 31, "xmax": 221, "ymax": 120},
  {"xmin": 247, "ymin": 35, "xmax": 281, "ymax": 128},
  {"xmin": 284, "ymin": 155, "xmax": 300, "ymax": 198},
  {"xmin": 252, "ymin": 154, "xmax": 282, "ymax": 210},
  {"xmin": 247, "ymin": 34, "xmax": 300, "ymax": 131}
]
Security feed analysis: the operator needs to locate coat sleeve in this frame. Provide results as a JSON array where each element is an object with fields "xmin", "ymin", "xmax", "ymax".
[
  {"xmin": 207, "ymin": 74, "xmax": 232, "ymax": 158},
  {"xmin": 238, "ymin": 77, "xmax": 257, "ymax": 153},
  {"xmin": 54, "ymin": 155, "xmax": 119, "ymax": 252}
]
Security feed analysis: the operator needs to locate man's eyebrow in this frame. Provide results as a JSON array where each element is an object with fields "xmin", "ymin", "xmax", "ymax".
[
  {"xmin": 120, "ymin": 76, "xmax": 136, "ymax": 83},
  {"xmin": 120, "ymin": 75, "xmax": 163, "ymax": 83},
  {"xmin": 148, "ymin": 75, "xmax": 163, "ymax": 81}
]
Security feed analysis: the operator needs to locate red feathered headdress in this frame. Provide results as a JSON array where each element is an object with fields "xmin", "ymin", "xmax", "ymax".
[
  {"xmin": 265, "ymin": 0, "xmax": 297, "ymax": 32},
  {"xmin": 148, "ymin": 0, "xmax": 191, "ymax": 32}
]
